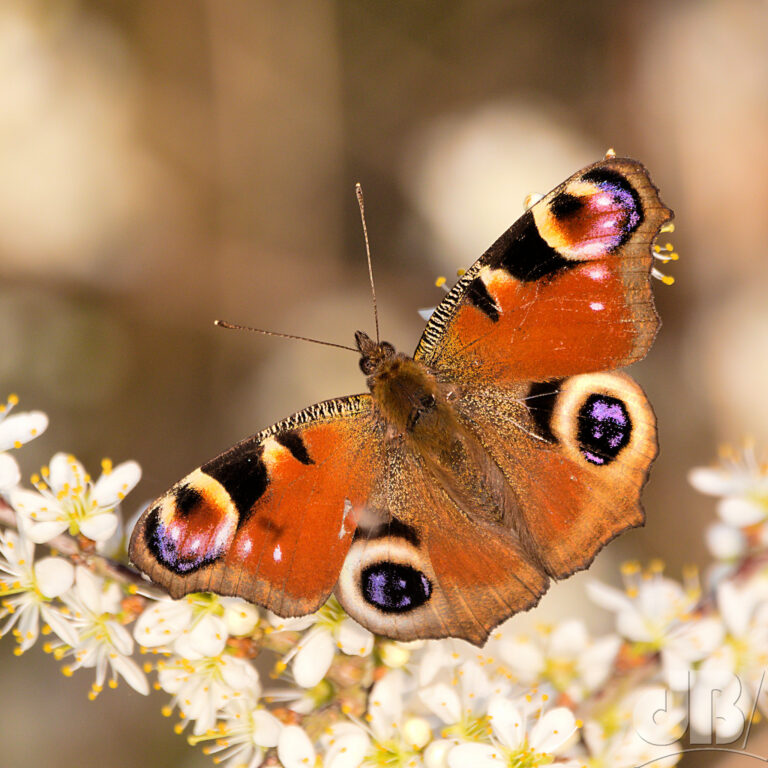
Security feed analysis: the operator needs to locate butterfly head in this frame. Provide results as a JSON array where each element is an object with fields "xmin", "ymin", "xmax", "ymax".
[{"xmin": 355, "ymin": 330, "xmax": 396, "ymax": 376}]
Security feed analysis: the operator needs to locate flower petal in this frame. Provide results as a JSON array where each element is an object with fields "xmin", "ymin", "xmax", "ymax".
[
  {"xmin": 34, "ymin": 557, "xmax": 74, "ymax": 597},
  {"xmin": 718, "ymin": 496, "xmax": 766, "ymax": 527},
  {"xmin": 448, "ymin": 742, "xmax": 503, "ymax": 768},
  {"xmin": 586, "ymin": 580, "xmax": 633, "ymax": 612},
  {"xmin": 498, "ymin": 639, "xmax": 544, "ymax": 682},
  {"xmin": 324, "ymin": 724, "xmax": 370, "ymax": 768},
  {"xmin": 267, "ymin": 611, "xmax": 316, "ymax": 632},
  {"xmin": 549, "ymin": 619, "xmax": 588, "ymax": 656},
  {"xmin": 424, "ymin": 738, "xmax": 459, "ymax": 768},
  {"xmin": 106, "ymin": 620, "xmax": 135, "ymax": 656},
  {"xmin": 529, "ymin": 706, "xmax": 577, "ymax": 754},
  {"xmin": 219, "ymin": 655, "xmax": 261, "ymax": 695},
  {"xmin": 222, "ymin": 598, "xmax": 260, "ymax": 636},
  {"xmin": 278, "ymin": 725, "xmax": 316, "ymax": 768},
  {"xmin": 368, "ymin": 670, "xmax": 404, "ymax": 741},
  {"xmin": 79, "ymin": 512, "xmax": 119, "ymax": 542},
  {"xmin": 418, "ymin": 640, "xmax": 460, "ymax": 686},
  {"xmin": 293, "ymin": 629, "xmax": 335, "ymax": 688},
  {"xmin": 40, "ymin": 604, "xmax": 80, "ymax": 647},
  {"xmin": 92, "ymin": 460, "xmax": 141, "ymax": 507},
  {"xmin": 0, "ymin": 411, "xmax": 48, "ymax": 451},
  {"xmin": 134, "ymin": 599, "xmax": 193, "ymax": 647},
  {"xmin": 616, "ymin": 608, "xmax": 654, "ymax": 643},
  {"xmin": 48, "ymin": 453, "xmax": 86, "ymax": 494},
  {"xmin": 10, "ymin": 488, "xmax": 60, "ymax": 521},
  {"xmin": 487, "ymin": 696, "xmax": 524, "ymax": 750},
  {"xmin": 251, "ymin": 709, "xmax": 282, "ymax": 747},
  {"xmin": 717, "ymin": 580, "xmax": 754, "ymax": 637},
  {"xmin": 336, "ymin": 617, "xmax": 374, "ymax": 656},
  {"xmin": 420, "ymin": 683, "xmax": 462, "ymax": 724},
  {"xmin": 176, "ymin": 614, "xmax": 228, "ymax": 658},
  {"xmin": 706, "ymin": 522, "xmax": 747, "ymax": 560},
  {"xmin": 74, "ymin": 565, "xmax": 105, "ymax": 614},
  {"xmin": 25, "ymin": 520, "xmax": 69, "ymax": 543},
  {"xmin": 578, "ymin": 634, "xmax": 621, "ymax": 690},
  {"xmin": 688, "ymin": 466, "xmax": 742, "ymax": 496},
  {"xmin": 458, "ymin": 660, "xmax": 492, "ymax": 712},
  {"xmin": 0, "ymin": 452, "xmax": 21, "ymax": 491},
  {"xmin": 111, "ymin": 653, "xmax": 150, "ymax": 695}
]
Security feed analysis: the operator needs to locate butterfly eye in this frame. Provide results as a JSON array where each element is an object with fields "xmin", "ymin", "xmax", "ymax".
[
  {"xmin": 379, "ymin": 342, "xmax": 395, "ymax": 357},
  {"xmin": 359, "ymin": 357, "xmax": 376, "ymax": 375}
]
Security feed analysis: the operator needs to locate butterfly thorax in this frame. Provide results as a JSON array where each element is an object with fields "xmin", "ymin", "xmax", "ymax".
[
  {"xmin": 356, "ymin": 330, "xmax": 443, "ymax": 439},
  {"xmin": 356, "ymin": 330, "xmax": 513, "ymax": 526}
]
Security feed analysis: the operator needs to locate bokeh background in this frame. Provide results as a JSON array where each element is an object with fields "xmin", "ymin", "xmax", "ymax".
[{"xmin": 1, "ymin": 1, "xmax": 766, "ymax": 766}]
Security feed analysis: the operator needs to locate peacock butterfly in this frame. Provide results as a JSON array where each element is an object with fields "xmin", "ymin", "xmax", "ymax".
[{"xmin": 129, "ymin": 155, "xmax": 673, "ymax": 646}]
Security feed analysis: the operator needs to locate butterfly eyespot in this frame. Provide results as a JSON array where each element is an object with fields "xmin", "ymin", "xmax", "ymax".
[
  {"xmin": 577, "ymin": 393, "xmax": 631, "ymax": 465},
  {"xmin": 361, "ymin": 562, "xmax": 432, "ymax": 613}
]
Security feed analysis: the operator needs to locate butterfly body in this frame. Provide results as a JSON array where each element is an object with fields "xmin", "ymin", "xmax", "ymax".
[{"xmin": 130, "ymin": 156, "xmax": 672, "ymax": 645}]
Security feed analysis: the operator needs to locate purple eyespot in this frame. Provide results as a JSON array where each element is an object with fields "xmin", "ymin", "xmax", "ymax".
[
  {"xmin": 577, "ymin": 394, "xmax": 631, "ymax": 465},
  {"xmin": 362, "ymin": 562, "xmax": 432, "ymax": 613},
  {"xmin": 145, "ymin": 504, "xmax": 231, "ymax": 574}
]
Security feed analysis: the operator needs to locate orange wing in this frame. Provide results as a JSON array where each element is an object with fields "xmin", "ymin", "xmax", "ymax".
[
  {"xmin": 415, "ymin": 157, "xmax": 673, "ymax": 384},
  {"xmin": 129, "ymin": 395, "xmax": 382, "ymax": 616},
  {"xmin": 456, "ymin": 372, "xmax": 657, "ymax": 579},
  {"xmin": 335, "ymin": 441, "xmax": 549, "ymax": 646}
]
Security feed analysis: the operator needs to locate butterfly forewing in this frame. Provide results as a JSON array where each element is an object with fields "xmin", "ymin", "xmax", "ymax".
[
  {"xmin": 415, "ymin": 157, "xmax": 672, "ymax": 384},
  {"xmin": 129, "ymin": 395, "xmax": 382, "ymax": 616}
]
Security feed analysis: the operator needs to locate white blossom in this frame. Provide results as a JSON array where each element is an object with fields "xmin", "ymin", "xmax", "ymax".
[
  {"xmin": 277, "ymin": 724, "xmax": 316, "ymax": 768},
  {"xmin": 0, "ymin": 452, "xmax": 21, "ymax": 494},
  {"xmin": 583, "ymin": 686, "xmax": 685, "ymax": 768},
  {"xmin": 689, "ymin": 445, "xmax": 768, "ymax": 528},
  {"xmin": 272, "ymin": 597, "xmax": 373, "ymax": 688},
  {"xmin": 157, "ymin": 647, "xmax": 260, "ymax": 735},
  {"xmin": 11, "ymin": 453, "xmax": 140, "ymax": 543},
  {"xmin": 0, "ymin": 395, "xmax": 47, "ymax": 449},
  {"xmin": 689, "ymin": 576, "xmax": 768, "ymax": 739},
  {"xmin": 57, "ymin": 565, "xmax": 148, "ymax": 696},
  {"xmin": 447, "ymin": 697, "xmax": 580, "ymax": 767},
  {"xmin": 192, "ymin": 701, "xmax": 282, "ymax": 768},
  {"xmin": 0, "ymin": 528, "xmax": 77, "ymax": 652},
  {"xmin": 322, "ymin": 722, "xmax": 371, "ymax": 768},
  {"xmin": 0, "ymin": 394, "xmax": 48, "ymax": 493},
  {"xmin": 495, "ymin": 619, "xmax": 621, "ymax": 702},
  {"xmin": 134, "ymin": 593, "xmax": 257, "ymax": 658}
]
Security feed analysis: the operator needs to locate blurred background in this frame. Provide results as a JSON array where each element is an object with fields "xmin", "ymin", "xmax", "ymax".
[{"xmin": 0, "ymin": 1, "xmax": 766, "ymax": 766}]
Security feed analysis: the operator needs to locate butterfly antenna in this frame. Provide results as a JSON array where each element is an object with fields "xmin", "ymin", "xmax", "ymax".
[
  {"xmin": 355, "ymin": 183, "xmax": 380, "ymax": 344},
  {"xmin": 214, "ymin": 320, "xmax": 358, "ymax": 353}
]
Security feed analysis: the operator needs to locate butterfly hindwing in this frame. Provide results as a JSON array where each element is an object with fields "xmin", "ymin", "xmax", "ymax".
[
  {"xmin": 335, "ymin": 440, "xmax": 549, "ymax": 645},
  {"xmin": 129, "ymin": 395, "xmax": 382, "ymax": 616},
  {"xmin": 455, "ymin": 371, "xmax": 657, "ymax": 580},
  {"xmin": 415, "ymin": 157, "xmax": 672, "ymax": 384}
]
